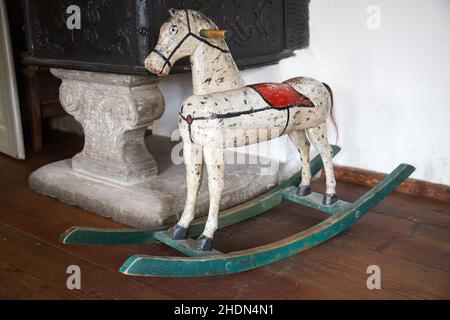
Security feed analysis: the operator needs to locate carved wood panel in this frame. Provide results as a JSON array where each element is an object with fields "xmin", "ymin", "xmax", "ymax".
[{"xmin": 23, "ymin": 0, "xmax": 310, "ymax": 75}]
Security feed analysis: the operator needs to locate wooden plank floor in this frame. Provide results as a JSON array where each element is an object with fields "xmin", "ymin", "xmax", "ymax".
[{"xmin": 0, "ymin": 131, "xmax": 449, "ymax": 299}]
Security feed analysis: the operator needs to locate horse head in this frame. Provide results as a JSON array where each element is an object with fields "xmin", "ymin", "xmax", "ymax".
[{"xmin": 145, "ymin": 9, "xmax": 228, "ymax": 76}]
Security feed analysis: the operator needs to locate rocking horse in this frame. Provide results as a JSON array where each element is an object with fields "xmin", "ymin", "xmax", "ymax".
[{"xmin": 60, "ymin": 9, "xmax": 415, "ymax": 277}]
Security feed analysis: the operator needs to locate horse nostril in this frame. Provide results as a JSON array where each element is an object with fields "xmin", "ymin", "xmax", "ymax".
[{"xmin": 145, "ymin": 61, "xmax": 154, "ymax": 71}]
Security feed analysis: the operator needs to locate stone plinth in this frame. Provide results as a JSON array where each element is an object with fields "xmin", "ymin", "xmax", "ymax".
[
  {"xmin": 29, "ymin": 69, "xmax": 301, "ymax": 228},
  {"xmin": 51, "ymin": 69, "xmax": 164, "ymax": 185},
  {"xmin": 29, "ymin": 135, "xmax": 300, "ymax": 228}
]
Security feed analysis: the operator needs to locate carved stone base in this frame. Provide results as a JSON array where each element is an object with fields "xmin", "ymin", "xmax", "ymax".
[
  {"xmin": 29, "ymin": 135, "xmax": 301, "ymax": 228},
  {"xmin": 51, "ymin": 69, "xmax": 164, "ymax": 185}
]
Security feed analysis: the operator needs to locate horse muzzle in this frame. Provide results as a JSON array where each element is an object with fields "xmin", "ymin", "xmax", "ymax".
[
  {"xmin": 147, "ymin": 49, "xmax": 175, "ymax": 76},
  {"xmin": 145, "ymin": 54, "xmax": 169, "ymax": 76}
]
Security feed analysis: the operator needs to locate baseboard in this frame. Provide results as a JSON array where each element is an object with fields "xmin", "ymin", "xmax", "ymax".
[{"xmin": 334, "ymin": 165, "xmax": 450, "ymax": 203}]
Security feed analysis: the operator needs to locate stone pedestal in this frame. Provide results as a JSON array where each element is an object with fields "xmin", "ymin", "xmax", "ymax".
[
  {"xmin": 29, "ymin": 135, "xmax": 301, "ymax": 228},
  {"xmin": 29, "ymin": 69, "xmax": 301, "ymax": 228},
  {"xmin": 51, "ymin": 69, "xmax": 164, "ymax": 185}
]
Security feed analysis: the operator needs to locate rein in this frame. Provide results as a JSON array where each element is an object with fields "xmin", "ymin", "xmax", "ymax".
[{"xmin": 152, "ymin": 9, "xmax": 230, "ymax": 74}]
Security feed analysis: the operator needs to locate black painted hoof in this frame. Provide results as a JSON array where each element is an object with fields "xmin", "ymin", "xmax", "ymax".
[
  {"xmin": 323, "ymin": 193, "xmax": 338, "ymax": 206},
  {"xmin": 171, "ymin": 225, "xmax": 188, "ymax": 240},
  {"xmin": 297, "ymin": 185, "xmax": 312, "ymax": 197},
  {"xmin": 196, "ymin": 235, "xmax": 213, "ymax": 251}
]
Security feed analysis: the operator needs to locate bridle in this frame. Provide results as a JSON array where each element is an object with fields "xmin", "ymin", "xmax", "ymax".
[{"xmin": 152, "ymin": 9, "xmax": 230, "ymax": 74}]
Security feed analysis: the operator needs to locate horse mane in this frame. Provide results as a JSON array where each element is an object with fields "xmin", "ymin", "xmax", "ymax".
[
  {"xmin": 186, "ymin": 10, "xmax": 228, "ymax": 49},
  {"xmin": 171, "ymin": 9, "xmax": 219, "ymax": 31},
  {"xmin": 194, "ymin": 11, "xmax": 218, "ymax": 29}
]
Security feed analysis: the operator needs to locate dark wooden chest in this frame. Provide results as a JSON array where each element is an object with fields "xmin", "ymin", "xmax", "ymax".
[{"xmin": 23, "ymin": 0, "xmax": 310, "ymax": 75}]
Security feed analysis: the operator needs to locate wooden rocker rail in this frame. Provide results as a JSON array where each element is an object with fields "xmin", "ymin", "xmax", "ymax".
[
  {"xmin": 120, "ymin": 163, "xmax": 415, "ymax": 277},
  {"xmin": 60, "ymin": 145, "xmax": 342, "ymax": 246}
]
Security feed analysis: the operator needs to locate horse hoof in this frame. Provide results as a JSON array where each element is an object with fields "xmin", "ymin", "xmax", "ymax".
[
  {"xmin": 172, "ymin": 225, "xmax": 188, "ymax": 240},
  {"xmin": 297, "ymin": 185, "xmax": 312, "ymax": 197},
  {"xmin": 323, "ymin": 193, "xmax": 338, "ymax": 206},
  {"xmin": 196, "ymin": 235, "xmax": 213, "ymax": 251}
]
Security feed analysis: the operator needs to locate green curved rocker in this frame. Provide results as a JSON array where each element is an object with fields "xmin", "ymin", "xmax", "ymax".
[
  {"xmin": 60, "ymin": 146, "xmax": 342, "ymax": 246},
  {"xmin": 60, "ymin": 146, "xmax": 415, "ymax": 277}
]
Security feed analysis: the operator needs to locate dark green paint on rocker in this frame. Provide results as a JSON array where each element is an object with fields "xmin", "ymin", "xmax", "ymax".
[
  {"xmin": 60, "ymin": 146, "xmax": 341, "ymax": 245},
  {"xmin": 120, "ymin": 163, "xmax": 415, "ymax": 277}
]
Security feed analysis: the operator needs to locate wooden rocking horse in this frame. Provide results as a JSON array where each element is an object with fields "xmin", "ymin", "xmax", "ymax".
[
  {"xmin": 146, "ymin": 9, "xmax": 338, "ymax": 251},
  {"xmin": 60, "ymin": 9, "xmax": 415, "ymax": 277}
]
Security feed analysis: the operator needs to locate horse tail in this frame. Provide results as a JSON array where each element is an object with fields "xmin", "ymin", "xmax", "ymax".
[{"xmin": 322, "ymin": 82, "xmax": 338, "ymax": 142}]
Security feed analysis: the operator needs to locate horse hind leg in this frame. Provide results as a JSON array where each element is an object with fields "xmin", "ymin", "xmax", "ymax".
[
  {"xmin": 197, "ymin": 147, "xmax": 225, "ymax": 251},
  {"xmin": 172, "ymin": 142, "xmax": 204, "ymax": 240},
  {"xmin": 288, "ymin": 130, "xmax": 312, "ymax": 196},
  {"xmin": 306, "ymin": 123, "xmax": 338, "ymax": 206}
]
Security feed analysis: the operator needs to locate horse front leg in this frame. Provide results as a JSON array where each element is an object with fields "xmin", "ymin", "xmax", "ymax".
[
  {"xmin": 197, "ymin": 147, "xmax": 225, "ymax": 251},
  {"xmin": 172, "ymin": 142, "xmax": 204, "ymax": 240},
  {"xmin": 306, "ymin": 123, "xmax": 337, "ymax": 206}
]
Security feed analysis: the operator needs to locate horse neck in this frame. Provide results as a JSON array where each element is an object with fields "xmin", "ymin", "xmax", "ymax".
[{"xmin": 190, "ymin": 42, "xmax": 245, "ymax": 95}]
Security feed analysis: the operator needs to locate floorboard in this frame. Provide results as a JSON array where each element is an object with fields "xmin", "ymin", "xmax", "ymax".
[{"xmin": 0, "ymin": 131, "xmax": 448, "ymax": 299}]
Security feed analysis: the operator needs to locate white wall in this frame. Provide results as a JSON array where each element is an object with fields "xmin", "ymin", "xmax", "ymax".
[{"xmin": 152, "ymin": 0, "xmax": 450, "ymax": 185}]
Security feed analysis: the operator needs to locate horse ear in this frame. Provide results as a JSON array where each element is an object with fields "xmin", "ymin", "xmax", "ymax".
[{"xmin": 168, "ymin": 8, "xmax": 177, "ymax": 17}]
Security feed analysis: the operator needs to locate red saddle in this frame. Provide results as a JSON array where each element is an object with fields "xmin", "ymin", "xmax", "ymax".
[{"xmin": 248, "ymin": 82, "xmax": 313, "ymax": 109}]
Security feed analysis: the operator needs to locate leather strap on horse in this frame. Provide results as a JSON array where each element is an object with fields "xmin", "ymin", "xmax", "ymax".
[{"xmin": 153, "ymin": 10, "xmax": 230, "ymax": 74}]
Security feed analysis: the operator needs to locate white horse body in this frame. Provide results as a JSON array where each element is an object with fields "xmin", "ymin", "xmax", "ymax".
[
  {"xmin": 179, "ymin": 77, "xmax": 331, "ymax": 148},
  {"xmin": 145, "ymin": 9, "xmax": 337, "ymax": 251}
]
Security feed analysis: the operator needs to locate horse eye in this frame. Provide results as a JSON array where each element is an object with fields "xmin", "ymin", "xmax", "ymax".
[{"xmin": 170, "ymin": 26, "xmax": 177, "ymax": 33}]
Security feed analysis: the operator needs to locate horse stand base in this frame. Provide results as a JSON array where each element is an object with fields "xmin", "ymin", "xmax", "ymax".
[
  {"xmin": 32, "ymin": 135, "xmax": 297, "ymax": 231},
  {"xmin": 60, "ymin": 146, "xmax": 415, "ymax": 277}
]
